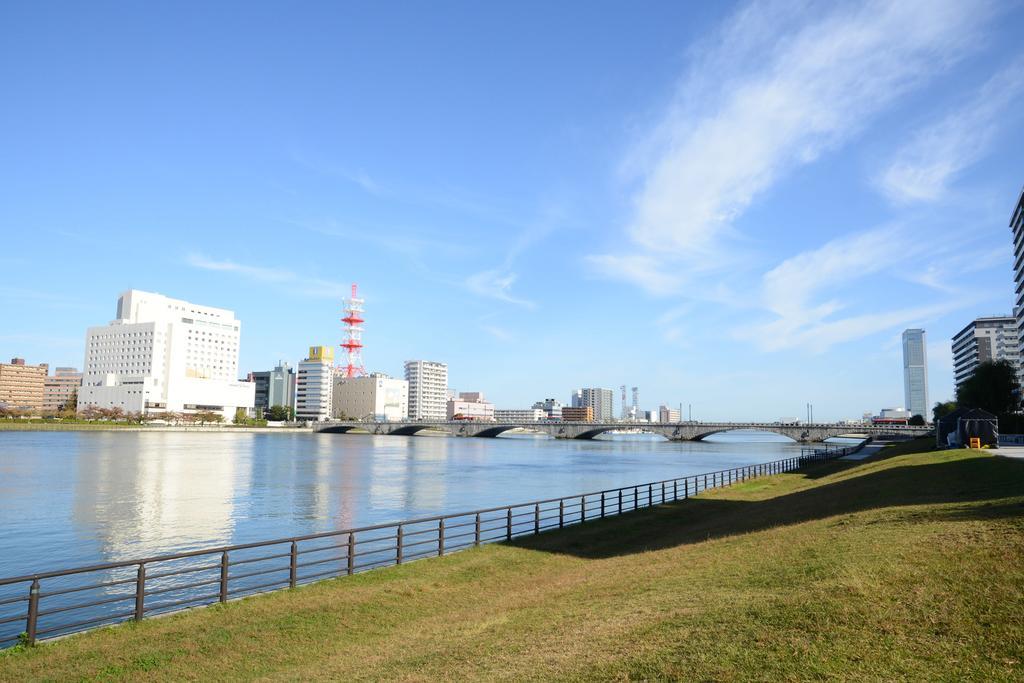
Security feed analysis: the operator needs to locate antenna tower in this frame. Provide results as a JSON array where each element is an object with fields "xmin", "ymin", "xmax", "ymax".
[{"xmin": 340, "ymin": 283, "xmax": 366, "ymax": 378}]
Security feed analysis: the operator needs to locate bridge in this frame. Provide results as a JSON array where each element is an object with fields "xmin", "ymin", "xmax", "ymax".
[{"xmin": 313, "ymin": 420, "xmax": 931, "ymax": 442}]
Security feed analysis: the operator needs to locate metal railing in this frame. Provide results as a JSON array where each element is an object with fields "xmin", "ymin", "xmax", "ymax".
[{"xmin": 0, "ymin": 445, "xmax": 858, "ymax": 648}]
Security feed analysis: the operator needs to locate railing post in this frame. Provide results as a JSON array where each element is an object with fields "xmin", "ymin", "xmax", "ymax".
[
  {"xmin": 684, "ymin": 478, "xmax": 689, "ymax": 499},
  {"xmin": 581, "ymin": 496, "xmax": 586, "ymax": 522},
  {"xmin": 347, "ymin": 533, "xmax": 355, "ymax": 575},
  {"xmin": 559, "ymin": 499, "xmax": 565, "ymax": 528},
  {"xmin": 648, "ymin": 483, "xmax": 653, "ymax": 506},
  {"xmin": 26, "ymin": 579, "xmax": 40, "ymax": 646},
  {"xmin": 220, "ymin": 551, "xmax": 229, "ymax": 602},
  {"xmin": 534, "ymin": 504, "xmax": 540, "ymax": 534},
  {"xmin": 601, "ymin": 492, "xmax": 606, "ymax": 518},
  {"xmin": 618, "ymin": 489, "xmax": 623, "ymax": 514},
  {"xmin": 634, "ymin": 487, "xmax": 638, "ymax": 510},
  {"xmin": 475, "ymin": 513, "xmax": 482, "ymax": 545},
  {"xmin": 661, "ymin": 482, "xmax": 666, "ymax": 503},
  {"xmin": 673, "ymin": 480, "xmax": 678, "ymax": 501},
  {"xmin": 704, "ymin": 474, "xmax": 707, "ymax": 491},
  {"xmin": 397, "ymin": 525, "xmax": 404, "ymax": 564},
  {"xmin": 135, "ymin": 563, "xmax": 146, "ymax": 621},
  {"xmin": 439, "ymin": 518, "xmax": 446, "ymax": 556},
  {"xmin": 289, "ymin": 541, "xmax": 298, "ymax": 588},
  {"xmin": 506, "ymin": 508, "xmax": 512, "ymax": 540}
]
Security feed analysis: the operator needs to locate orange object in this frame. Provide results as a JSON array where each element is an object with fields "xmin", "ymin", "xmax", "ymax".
[{"xmin": 969, "ymin": 437, "xmax": 981, "ymax": 449}]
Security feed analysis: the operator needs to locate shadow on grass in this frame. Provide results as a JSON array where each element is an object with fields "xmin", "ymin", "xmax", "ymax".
[{"xmin": 510, "ymin": 448, "xmax": 1024, "ymax": 560}]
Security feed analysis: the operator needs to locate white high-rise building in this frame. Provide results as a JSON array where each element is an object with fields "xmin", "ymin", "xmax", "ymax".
[
  {"xmin": 405, "ymin": 360, "xmax": 448, "ymax": 420},
  {"xmin": 902, "ymin": 329, "xmax": 929, "ymax": 420},
  {"xmin": 79, "ymin": 290, "xmax": 255, "ymax": 419},
  {"xmin": 332, "ymin": 373, "xmax": 409, "ymax": 421},
  {"xmin": 952, "ymin": 316, "xmax": 1020, "ymax": 390},
  {"xmin": 296, "ymin": 346, "xmax": 334, "ymax": 422},
  {"xmin": 1010, "ymin": 185, "xmax": 1024, "ymax": 386}
]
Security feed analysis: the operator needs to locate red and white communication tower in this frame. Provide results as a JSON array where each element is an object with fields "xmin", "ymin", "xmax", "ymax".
[{"xmin": 340, "ymin": 283, "xmax": 367, "ymax": 378}]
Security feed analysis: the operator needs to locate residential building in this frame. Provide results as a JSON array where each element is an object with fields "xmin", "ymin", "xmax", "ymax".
[
  {"xmin": 494, "ymin": 408, "xmax": 546, "ymax": 422},
  {"xmin": 532, "ymin": 398, "xmax": 562, "ymax": 420},
  {"xmin": 249, "ymin": 361, "xmax": 296, "ymax": 413},
  {"xmin": 296, "ymin": 346, "xmax": 334, "ymax": 422},
  {"xmin": 658, "ymin": 404, "xmax": 681, "ymax": 422},
  {"xmin": 561, "ymin": 406, "xmax": 594, "ymax": 422},
  {"xmin": 43, "ymin": 367, "xmax": 82, "ymax": 413},
  {"xmin": 78, "ymin": 290, "xmax": 254, "ymax": 419},
  {"xmin": 952, "ymin": 316, "xmax": 1020, "ymax": 390},
  {"xmin": 571, "ymin": 387, "xmax": 614, "ymax": 421},
  {"xmin": 1011, "ymin": 185, "xmax": 1024, "ymax": 384},
  {"xmin": 0, "ymin": 358, "xmax": 47, "ymax": 411},
  {"xmin": 902, "ymin": 329, "xmax": 929, "ymax": 420},
  {"xmin": 447, "ymin": 391, "xmax": 495, "ymax": 421},
  {"xmin": 333, "ymin": 373, "xmax": 409, "ymax": 421},
  {"xmin": 405, "ymin": 360, "xmax": 448, "ymax": 420}
]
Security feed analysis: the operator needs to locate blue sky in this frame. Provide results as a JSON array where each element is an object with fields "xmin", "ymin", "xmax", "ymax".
[{"xmin": 2, "ymin": 0, "xmax": 1023, "ymax": 420}]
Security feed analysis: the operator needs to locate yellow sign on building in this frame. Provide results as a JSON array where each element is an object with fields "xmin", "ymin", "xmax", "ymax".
[{"xmin": 307, "ymin": 346, "xmax": 334, "ymax": 362}]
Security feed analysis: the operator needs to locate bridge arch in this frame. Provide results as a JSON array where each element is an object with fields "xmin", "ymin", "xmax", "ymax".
[
  {"xmin": 573, "ymin": 427, "xmax": 669, "ymax": 440},
  {"xmin": 692, "ymin": 427, "xmax": 803, "ymax": 442}
]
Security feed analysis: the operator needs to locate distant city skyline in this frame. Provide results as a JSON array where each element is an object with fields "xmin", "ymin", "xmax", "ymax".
[{"xmin": 3, "ymin": 1, "xmax": 1024, "ymax": 420}]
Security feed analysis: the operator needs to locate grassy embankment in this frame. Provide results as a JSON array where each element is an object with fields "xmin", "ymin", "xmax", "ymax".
[{"xmin": 1, "ymin": 438, "xmax": 1022, "ymax": 681}]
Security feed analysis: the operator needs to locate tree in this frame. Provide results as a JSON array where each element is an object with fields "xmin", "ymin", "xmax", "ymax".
[
  {"xmin": 933, "ymin": 400, "xmax": 958, "ymax": 423},
  {"xmin": 908, "ymin": 414, "xmax": 925, "ymax": 426},
  {"xmin": 266, "ymin": 405, "xmax": 289, "ymax": 422},
  {"xmin": 956, "ymin": 360, "xmax": 1020, "ymax": 415},
  {"xmin": 233, "ymin": 407, "xmax": 248, "ymax": 424}
]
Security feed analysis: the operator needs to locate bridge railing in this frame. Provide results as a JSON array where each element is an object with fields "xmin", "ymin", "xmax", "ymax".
[{"xmin": 0, "ymin": 445, "xmax": 858, "ymax": 649}]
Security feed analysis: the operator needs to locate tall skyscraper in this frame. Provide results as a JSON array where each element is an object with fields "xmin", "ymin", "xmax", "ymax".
[
  {"xmin": 902, "ymin": 328, "xmax": 929, "ymax": 420},
  {"xmin": 952, "ymin": 316, "xmax": 1020, "ymax": 390},
  {"xmin": 1011, "ymin": 185, "xmax": 1024, "ymax": 385},
  {"xmin": 78, "ymin": 290, "xmax": 254, "ymax": 419},
  {"xmin": 296, "ymin": 346, "xmax": 334, "ymax": 421},
  {"xmin": 405, "ymin": 360, "xmax": 448, "ymax": 420}
]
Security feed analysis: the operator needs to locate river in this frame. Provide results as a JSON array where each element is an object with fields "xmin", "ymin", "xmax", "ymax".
[{"xmin": 0, "ymin": 429, "xmax": 805, "ymax": 579}]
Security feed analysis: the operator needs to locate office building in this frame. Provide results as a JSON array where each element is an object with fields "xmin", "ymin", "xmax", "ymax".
[
  {"xmin": 78, "ymin": 290, "xmax": 255, "ymax": 419},
  {"xmin": 43, "ymin": 367, "xmax": 82, "ymax": 413},
  {"xmin": 902, "ymin": 329, "xmax": 929, "ymax": 420},
  {"xmin": 571, "ymin": 387, "xmax": 614, "ymax": 421},
  {"xmin": 0, "ymin": 358, "xmax": 47, "ymax": 411},
  {"xmin": 658, "ymin": 404, "xmax": 681, "ymax": 422},
  {"xmin": 296, "ymin": 346, "xmax": 334, "ymax": 422},
  {"xmin": 532, "ymin": 398, "xmax": 562, "ymax": 420},
  {"xmin": 1011, "ymin": 185, "xmax": 1024, "ymax": 384},
  {"xmin": 405, "ymin": 360, "xmax": 448, "ymax": 420},
  {"xmin": 952, "ymin": 316, "xmax": 1019, "ymax": 390},
  {"xmin": 249, "ymin": 361, "xmax": 296, "ymax": 413},
  {"xmin": 494, "ymin": 408, "xmax": 546, "ymax": 422},
  {"xmin": 561, "ymin": 406, "xmax": 594, "ymax": 422},
  {"xmin": 447, "ymin": 391, "xmax": 495, "ymax": 421},
  {"xmin": 333, "ymin": 373, "xmax": 408, "ymax": 421}
]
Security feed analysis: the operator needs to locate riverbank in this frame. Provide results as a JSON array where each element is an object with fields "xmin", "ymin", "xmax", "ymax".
[
  {"xmin": 1, "ymin": 438, "xmax": 1021, "ymax": 680},
  {"xmin": 0, "ymin": 421, "xmax": 309, "ymax": 433}
]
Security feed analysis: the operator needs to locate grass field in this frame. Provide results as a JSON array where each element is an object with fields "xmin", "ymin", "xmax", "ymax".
[{"xmin": 1, "ymin": 438, "xmax": 1022, "ymax": 681}]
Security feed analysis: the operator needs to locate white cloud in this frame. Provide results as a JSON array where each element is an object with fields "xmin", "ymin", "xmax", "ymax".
[
  {"xmin": 185, "ymin": 253, "xmax": 346, "ymax": 298},
  {"xmin": 186, "ymin": 254, "xmax": 294, "ymax": 282},
  {"xmin": 878, "ymin": 55, "xmax": 1024, "ymax": 203},
  {"xmin": 482, "ymin": 325, "xmax": 513, "ymax": 342},
  {"xmin": 594, "ymin": 0, "xmax": 994, "ymax": 292},
  {"xmin": 738, "ymin": 227, "xmax": 968, "ymax": 352},
  {"xmin": 585, "ymin": 254, "xmax": 683, "ymax": 296},
  {"xmin": 465, "ymin": 269, "xmax": 535, "ymax": 308}
]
